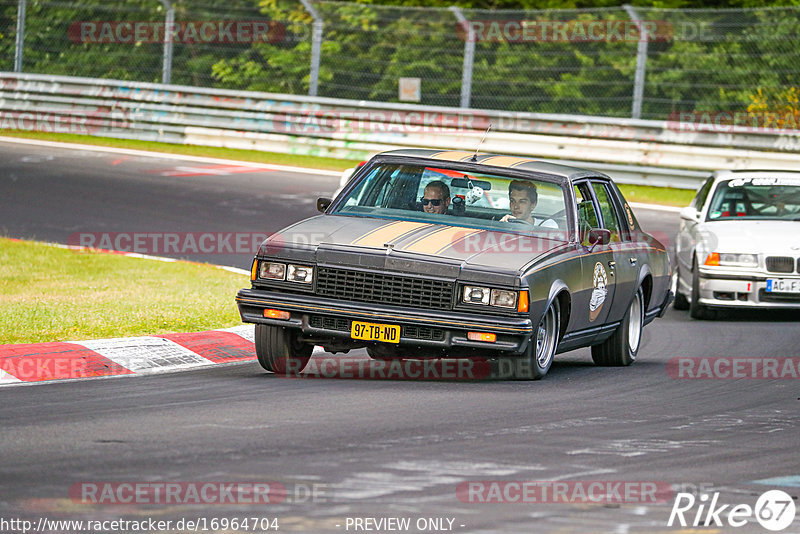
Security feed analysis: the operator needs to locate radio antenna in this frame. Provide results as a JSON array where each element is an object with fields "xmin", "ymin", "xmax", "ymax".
[{"xmin": 471, "ymin": 123, "xmax": 491, "ymax": 162}]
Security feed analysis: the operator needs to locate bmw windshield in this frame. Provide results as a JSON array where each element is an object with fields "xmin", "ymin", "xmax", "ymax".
[
  {"xmin": 331, "ymin": 162, "xmax": 570, "ymax": 239},
  {"xmin": 707, "ymin": 177, "xmax": 800, "ymax": 221}
]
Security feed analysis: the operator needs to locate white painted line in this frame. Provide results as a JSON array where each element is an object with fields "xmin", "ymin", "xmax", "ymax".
[
  {"xmin": 629, "ymin": 201, "xmax": 682, "ymax": 213},
  {"xmin": 75, "ymin": 336, "xmax": 212, "ymax": 373},
  {"xmin": 0, "ymin": 136, "xmax": 342, "ymax": 177},
  {"xmin": 218, "ymin": 265, "xmax": 250, "ymax": 276}
]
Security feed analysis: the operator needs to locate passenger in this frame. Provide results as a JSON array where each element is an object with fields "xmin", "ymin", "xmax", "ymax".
[
  {"xmin": 421, "ymin": 181, "xmax": 451, "ymax": 215},
  {"xmin": 500, "ymin": 180, "xmax": 558, "ymax": 228}
]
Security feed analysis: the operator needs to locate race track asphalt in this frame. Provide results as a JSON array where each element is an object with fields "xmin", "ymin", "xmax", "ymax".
[{"xmin": 1, "ymin": 140, "xmax": 798, "ymax": 533}]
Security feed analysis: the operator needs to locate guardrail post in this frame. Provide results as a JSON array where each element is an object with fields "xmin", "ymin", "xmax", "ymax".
[
  {"xmin": 14, "ymin": 0, "xmax": 27, "ymax": 72},
  {"xmin": 299, "ymin": 0, "xmax": 322, "ymax": 97},
  {"xmin": 160, "ymin": 0, "xmax": 174, "ymax": 84},
  {"xmin": 450, "ymin": 6, "xmax": 474, "ymax": 109},
  {"xmin": 623, "ymin": 4, "xmax": 648, "ymax": 120}
]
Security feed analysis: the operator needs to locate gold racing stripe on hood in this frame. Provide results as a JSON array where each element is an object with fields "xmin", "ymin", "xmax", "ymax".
[
  {"xmin": 351, "ymin": 221, "xmax": 432, "ymax": 248},
  {"xmin": 429, "ymin": 151, "xmax": 475, "ymax": 162},
  {"xmin": 480, "ymin": 155, "xmax": 532, "ymax": 168},
  {"xmin": 401, "ymin": 226, "xmax": 485, "ymax": 255}
]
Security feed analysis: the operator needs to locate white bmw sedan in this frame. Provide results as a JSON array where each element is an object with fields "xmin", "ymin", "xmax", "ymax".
[{"xmin": 674, "ymin": 170, "xmax": 800, "ymax": 319}]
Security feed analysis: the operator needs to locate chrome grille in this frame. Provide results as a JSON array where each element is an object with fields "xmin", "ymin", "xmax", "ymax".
[
  {"xmin": 316, "ymin": 267, "xmax": 454, "ymax": 310},
  {"xmin": 766, "ymin": 256, "xmax": 795, "ymax": 273}
]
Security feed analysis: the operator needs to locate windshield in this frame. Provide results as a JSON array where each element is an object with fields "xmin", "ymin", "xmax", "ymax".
[
  {"xmin": 706, "ymin": 177, "xmax": 800, "ymax": 221},
  {"xmin": 332, "ymin": 162, "xmax": 570, "ymax": 237}
]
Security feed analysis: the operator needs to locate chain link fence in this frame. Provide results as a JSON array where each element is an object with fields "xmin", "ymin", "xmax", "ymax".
[{"xmin": 2, "ymin": 0, "xmax": 799, "ymax": 120}]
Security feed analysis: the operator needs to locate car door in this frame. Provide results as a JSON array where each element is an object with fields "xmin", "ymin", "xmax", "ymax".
[
  {"xmin": 573, "ymin": 181, "xmax": 616, "ymax": 332},
  {"xmin": 590, "ymin": 180, "xmax": 637, "ymax": 323}
]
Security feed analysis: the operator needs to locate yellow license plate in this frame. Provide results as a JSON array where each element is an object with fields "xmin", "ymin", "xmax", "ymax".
[{"xmin": 350, "ymin": 320, "xmax": 401, "ymax": 343}]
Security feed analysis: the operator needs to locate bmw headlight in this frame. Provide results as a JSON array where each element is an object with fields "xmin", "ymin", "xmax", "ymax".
[{"xmin": 719, "ymin": 253, "xmax": 758, "ymax": 268}]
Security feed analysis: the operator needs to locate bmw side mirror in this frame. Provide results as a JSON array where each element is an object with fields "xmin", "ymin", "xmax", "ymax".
[
  {"xmin": 680, "ymin": 206, "xmax": 700, "ymax": 221},
  {"xmin": 317, "ymin": 197, "xmax": 332, "ymax": 213}
]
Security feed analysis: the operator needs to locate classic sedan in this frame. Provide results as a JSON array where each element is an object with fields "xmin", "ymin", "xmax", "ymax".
[
  {"xmin": 674, "ymin": 169, "xmax": 800, "ymax": 319},
  {"xmin": 236, "ymin": 149, "xmax": 673, "ymax": 379}
]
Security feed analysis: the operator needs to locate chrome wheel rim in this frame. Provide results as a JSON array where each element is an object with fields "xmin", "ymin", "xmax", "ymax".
[
  {"xmin": 535, "ymin": 305, "xmax": 557, "ymax": 368},
  {"xmin": 628, "ymin": 292, "xmax": 643, "ymax": 353}
]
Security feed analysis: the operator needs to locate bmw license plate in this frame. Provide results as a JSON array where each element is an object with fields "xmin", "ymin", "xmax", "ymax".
[
  {"xmin": 351, "ymin": 320, "xmax": 401, "ymax": 343},
  {"xmin": 766, "ymin": 279, "xmax": 800, "ymax": 293}
]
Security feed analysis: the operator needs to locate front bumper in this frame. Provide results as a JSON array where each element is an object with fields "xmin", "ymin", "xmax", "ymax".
[
  {"xmin": 696, "ymin": 270, "xmax": 800, "ymax": 309},
  {"xmin": 236, "ymin": 288, "xmax": 534, "ymax": 354}
]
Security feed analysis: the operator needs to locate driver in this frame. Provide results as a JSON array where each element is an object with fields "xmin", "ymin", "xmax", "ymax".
[
  {"xmin": 421, "ymin": 181, "xmax": 451, "ymax": 215},
  {"xmin": 500, "ymin": 180, "xmax": 558, "ymax": 228}
]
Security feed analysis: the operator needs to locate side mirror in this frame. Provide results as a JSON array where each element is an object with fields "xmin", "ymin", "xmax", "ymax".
[
  {"xmin": 680, "ymin": 206, "xmax": 700, "ymax": 222},
  {"xmin": 317, "ymin": 197, "xmax": 332, "ymax": 213},
  {"xmin": 588, "ymin": 228, "xmax": 611, "ymax": 246}
]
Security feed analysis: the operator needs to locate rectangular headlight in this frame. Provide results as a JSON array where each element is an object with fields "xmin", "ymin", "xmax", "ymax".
[
  {"xmin": 490, "ymin": 289, "xmax": 517, "ymax": 309},
  {"xmin": 719, "ymin": 253, "xmax": 758, "ymax": 267},
  {"xmin": 287, "ymin": 264, "xmax": 314, "ymax": 283},
  {"xmin": 259, "ymin": 261, "xmax": 286, "ymax": 280},
  {"xmin": 463, "ymin": 285, "xmax": 490, "ymax": 305}
]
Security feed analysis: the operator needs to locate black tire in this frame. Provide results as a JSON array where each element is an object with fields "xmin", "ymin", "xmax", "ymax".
[
  {"xmin": 689, "ymin": 261, "xmax": 714, "ymax": 320},
  {"xmin": 255, "ymin": 324, "xmax": 313, "ymax": 375},
  {"xmin": 494, "ymin": 298, "xmax": 560, "ymax": 380},
  {"xmin": 592, "ymin": 286, "xmax": 644, "ymax": 367},
  {"xmin": 672, "ymin": 265, "xmax": 690, "ymax": 310}
]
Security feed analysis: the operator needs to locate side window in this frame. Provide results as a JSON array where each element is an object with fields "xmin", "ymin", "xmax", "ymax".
[
  {"xmin": 691, "ymin": 176, "xmax": 714, "ymax": 210},
  {"xmin": 574, "ymin": 184, "xmax": 599, "ymax": 246},
  {"xmin": 591, "ymin": 182, "xmax": 623, "ymax": 242}
]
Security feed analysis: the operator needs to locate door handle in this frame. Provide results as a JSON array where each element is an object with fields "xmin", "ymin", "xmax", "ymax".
[
  {"xmin": 608, "ymin": 261, "xmax": 616, "ymax": 276},
  {"xmin": 630, "ymin": 257, "xmax": 637, "ymax": 266}
]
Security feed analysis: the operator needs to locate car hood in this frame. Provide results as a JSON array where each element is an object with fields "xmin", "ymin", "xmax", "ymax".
[
  {"xmin": 699, "ymin": 220, "xmax": 800, "ymax": 255},
  {"xmin": 259, "ymin": 215, "xmax": 566, "ymax": 274}
]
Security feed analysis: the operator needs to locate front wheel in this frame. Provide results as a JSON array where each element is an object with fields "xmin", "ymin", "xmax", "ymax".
[
  {"xmin": 592, "ymin": 286, "xmax": 644, "ymax": 366},
  {"xmin": 495, "ymin": 299, "xmax": 560, "ymax": 380},
  {"xmin": 255, "ymin": 324, "xmax": 313, "ymax": 375},
  {"xmin": 689, "ymin": 262, "xmax": 715, "ymax": 320},
  {"xmin": 672, "ymin": 265, "xmax": 689, "ymax": 310}
]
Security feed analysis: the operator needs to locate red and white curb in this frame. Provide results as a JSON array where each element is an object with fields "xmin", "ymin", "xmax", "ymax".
[{"xmin": 0, "ymin": 325, "xmax": 259, "ymax": 387}]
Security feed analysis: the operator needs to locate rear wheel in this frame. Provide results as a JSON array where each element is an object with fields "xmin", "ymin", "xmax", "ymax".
[
  {"xmin": 495, "ymin": 299, "xmax": 560, "ymax": 380},
  {"xmin": 255, "ymin": 324, "xmax": 313, "ymax": 375},
  {"xmin": 592, "ymin": 286, "xmax": 643, "ymax": 366}
]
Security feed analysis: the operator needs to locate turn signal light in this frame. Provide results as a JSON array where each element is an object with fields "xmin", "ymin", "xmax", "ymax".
[
  {"xmin": 517, "ymin": 290, "xmax": 529, "ymax": 313},
  {"xmin": 264, "ymin": 309, "xmax": 290, "ymax": 320},
  {"xmin": 468, "ymin": 332, "xmax": 497, "ymax": 343},
  {"xmin": 250, "ymin": 259, "xmax": 258, "ymax": 281},
  {"xmin": 704, "ymin": 252, "xmax": 720, "ymax": 266}
]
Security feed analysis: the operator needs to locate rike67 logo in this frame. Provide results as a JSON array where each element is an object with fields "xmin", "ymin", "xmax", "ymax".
[{"xmin": 668, "ymin": 490, "xmax": 796, "ymax": 531}]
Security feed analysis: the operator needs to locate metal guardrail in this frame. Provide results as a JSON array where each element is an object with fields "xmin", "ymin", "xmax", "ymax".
[{"xmin": 2, "ymin": 72, "xmax": 799, "ymax": 189}]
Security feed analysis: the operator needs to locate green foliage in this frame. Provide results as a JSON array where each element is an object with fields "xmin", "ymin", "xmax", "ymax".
[{"xmin": 5, "ymin": 0, "xmax": 800, "ymax": 119}]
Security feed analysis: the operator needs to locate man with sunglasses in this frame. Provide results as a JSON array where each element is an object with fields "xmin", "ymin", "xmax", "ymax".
[{"xmin": 421, "ymin": 180, "xmax": 451, "ymax": 215}]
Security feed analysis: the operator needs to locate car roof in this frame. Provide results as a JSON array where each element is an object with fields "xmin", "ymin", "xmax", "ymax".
[
  {"xmin": 376, "ymin": 149, "xmax": 609, "ymax": 183},
  {"xmin": 711, "ymin": 169, "xmax": 800, "ymax": 183}
]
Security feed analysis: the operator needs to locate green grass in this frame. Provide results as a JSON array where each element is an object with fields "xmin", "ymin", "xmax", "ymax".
[
  {"xmin": 0, "ymin": 130, "xmax": 694, "ymax": 207},
  {"xmin": 0, "ymin": 130, "xmax": 361, "ymax": 172},
  {"xmin": 617, "ymin": 184, "xmax": 694, "ymax": 207},
  {"xmin": 0, "ymin": 238, "xmax": 247, "ymax": 345}
]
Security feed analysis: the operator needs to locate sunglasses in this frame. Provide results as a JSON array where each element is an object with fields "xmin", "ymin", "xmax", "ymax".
[{"xmin": 420, "ymin": 198, "xmax": 443, "ymax": 206}]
